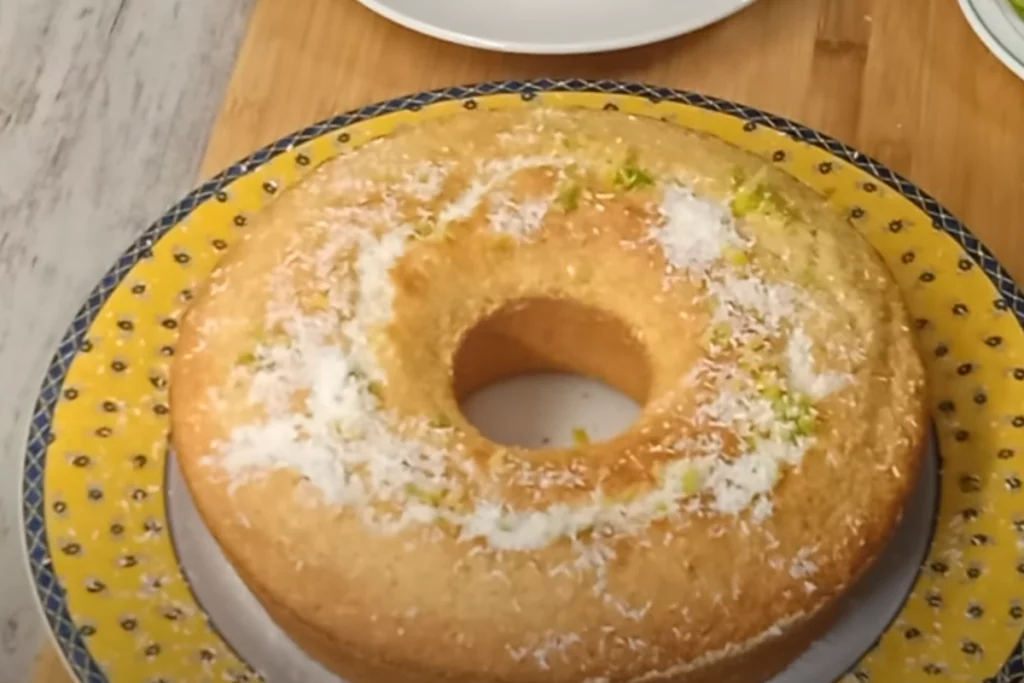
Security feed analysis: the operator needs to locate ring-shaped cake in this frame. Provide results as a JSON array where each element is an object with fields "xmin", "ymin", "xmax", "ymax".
[{"xmin": 171, "ymin": 107, "xmax": 927, "ymax": 683}]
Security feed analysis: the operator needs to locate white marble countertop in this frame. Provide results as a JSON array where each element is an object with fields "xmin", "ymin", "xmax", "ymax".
[{"xmin": 0, "ymin": 1, "xmax": 252, "ymax": 680}]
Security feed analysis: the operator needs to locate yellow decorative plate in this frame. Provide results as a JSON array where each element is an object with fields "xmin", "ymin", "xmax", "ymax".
[{"xmin": 20, "ymin": 80, "xmax": 1024, "ymax": 683}]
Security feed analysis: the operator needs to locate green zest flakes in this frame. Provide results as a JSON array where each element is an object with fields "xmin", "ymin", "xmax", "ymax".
[
  {"xmin": 613, "ymin": 151, "xmax": 655, "ymax": 191},
  {"xmin": 730, "ymin": 166, "xmax": 805, "ymax": 223},
  {"xmin": 731, "ymin": 182, "xmax": 770, "ymax": 218},
  {"xmin": 367, "ymin": 380, "xmax": 385, "ymax": 401},
  {"xmin": 429, "ymin": 413, "xmax": 453, "ymax": 429},
  {"xmin": 768, "ymin": 389, "xmax": 818, "ymax": 438},
  {"xmin": 412, "ymin": 220, "xmax": 436, "ymax": 239},
  {"xmin": 236, "ymin": 351, "xmax": 257, "ymax": 366},
  {"xmin": 681, "ymin": 467, "xmax": 703, "ymax": 495},
  {"xmin": 405, "ymin": 483, "xmax": 446, "ymax": 506},
  {"xmin": 556, "ymin": 181, "xmax": 582, "ymax": 212},
  {"xmin": 572, "ymin": 427, "xmax": 591, "ymax": 446}
]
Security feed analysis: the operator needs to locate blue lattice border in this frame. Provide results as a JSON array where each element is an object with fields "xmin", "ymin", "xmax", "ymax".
[{"xmin": 20, "ymin": 78, "xmax": 1024, "ymax": 683}]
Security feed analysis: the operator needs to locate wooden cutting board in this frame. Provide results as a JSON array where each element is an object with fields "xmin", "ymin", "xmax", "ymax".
[{"xmin": 31, "ymin": 0, "xmax": 1024, "ymax": 679}]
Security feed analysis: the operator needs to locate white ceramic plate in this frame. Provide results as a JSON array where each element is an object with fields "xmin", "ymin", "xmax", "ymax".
[
  {"xmin": 171, "ymin": 373, "xmax": 938, "ymax": 683},
  {"xmin": 960, "ymin": 0, "xmax": 1024, "ymax": 81},
  {"xmin": 354, "ymin": 0, "xmax": 760, "ymax": 54}
]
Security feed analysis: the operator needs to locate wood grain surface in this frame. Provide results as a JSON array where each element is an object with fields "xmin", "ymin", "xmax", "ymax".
[
  {"xmin": 0, "ymin": 1, "xmax": 251, "ymax": 682},
  {"xmin": 30, "ymin": 0, "xmax": 1024, "ymax": 680}
]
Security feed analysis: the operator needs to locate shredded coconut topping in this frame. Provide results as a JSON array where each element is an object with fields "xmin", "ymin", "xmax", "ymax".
[
  {"xmin": 651, "ymin": 183, "xmax": 746, "ymax": 274},
  {"xmin": 203, "ymin": 142, "xmax": 855, "ymax": 574}
]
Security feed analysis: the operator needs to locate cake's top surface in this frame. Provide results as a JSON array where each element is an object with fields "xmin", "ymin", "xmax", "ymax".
[{"xmin": 171, "ymin": 107, "xmax": 926, "ymax": 682}]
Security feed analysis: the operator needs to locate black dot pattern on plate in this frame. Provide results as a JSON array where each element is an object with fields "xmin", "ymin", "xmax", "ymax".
[
  {"xmin": 960, "ymin": 474, "xmax": 982, "ymax": 493},
  {"xmin": 162, "ymin": 605, "xmax": 184, "ymax": 621},
  {"xmin": 30, "ymin": 90, "xmax": 1024, "ymax": 683}
]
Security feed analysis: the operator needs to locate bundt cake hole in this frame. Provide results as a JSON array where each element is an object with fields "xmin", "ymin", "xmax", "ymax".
[{"xmin": 453, "ymin": 297, "xmax": 650, "ymax": 447}]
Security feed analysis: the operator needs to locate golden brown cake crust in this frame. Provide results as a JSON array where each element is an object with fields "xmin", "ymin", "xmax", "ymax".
[{"xmin": 171, "ymin": 108, "xmax": 927, "ymax": 683}]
